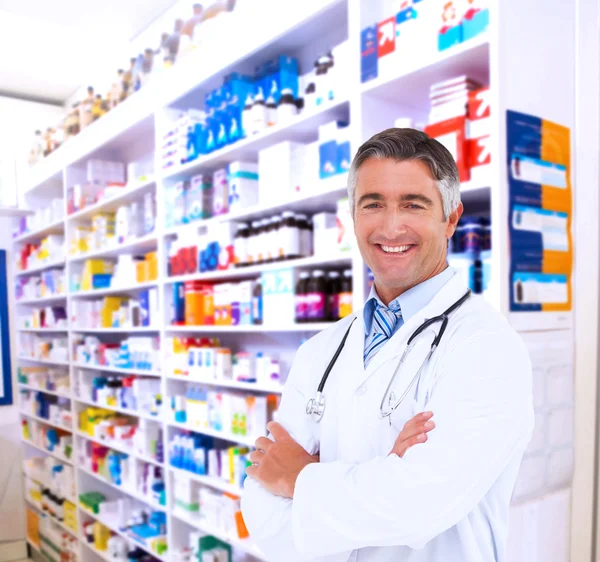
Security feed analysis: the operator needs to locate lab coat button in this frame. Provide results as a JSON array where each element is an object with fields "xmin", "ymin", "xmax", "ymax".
[{"xmin": 355, "ymin": 384, "xmax": 367, "ymax": 396}]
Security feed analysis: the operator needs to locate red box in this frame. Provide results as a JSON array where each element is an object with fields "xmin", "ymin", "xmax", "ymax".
[
  {"xmin": 377, "ymin": 17, "xmax": 396, "ymax": 58},
  {"xmin": 468, "ymin": 136, "xmax": 492, "ymax": 169},
  {"xmin": 425, "ymin": 116, "xmax": 469, "ymax": 182},
  {"xmin": 468, "ymin": 87, "xmax": 490, "ymax": 120}
]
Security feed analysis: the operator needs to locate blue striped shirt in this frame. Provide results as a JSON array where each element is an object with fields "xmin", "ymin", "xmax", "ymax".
[{"xmin": 363, "ymin": 267, "xmax": 455, "ymax": 365}]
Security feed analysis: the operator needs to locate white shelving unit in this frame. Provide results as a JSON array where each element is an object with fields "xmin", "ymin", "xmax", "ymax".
[{"xmin": 14, "ymin": 1, "xmax": 574, "ymax": 561}]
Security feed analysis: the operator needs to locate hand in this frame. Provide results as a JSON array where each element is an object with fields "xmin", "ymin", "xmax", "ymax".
[
  {"xmin": 389, "ymin": 411, "xmax": 435, "ymax": 457},
  {"xmin": 246, "ymin": 421, "xmax": 319, "ymax": 499}
]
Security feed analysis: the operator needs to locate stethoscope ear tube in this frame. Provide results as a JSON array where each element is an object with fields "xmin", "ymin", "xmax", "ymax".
[{"xmin": 317, "ymin": 317, "xmax": 356, "ymax": 393}]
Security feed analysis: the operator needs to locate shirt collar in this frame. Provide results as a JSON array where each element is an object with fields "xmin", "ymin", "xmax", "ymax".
[{"xmin": 363, "ymin": 267, "xmax": 456, "ymax": 334}]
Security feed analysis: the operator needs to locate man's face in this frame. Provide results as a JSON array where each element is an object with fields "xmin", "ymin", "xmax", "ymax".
[{"xmin": 353, "ymin": 158, "xmax": 463, "ymax": 304}]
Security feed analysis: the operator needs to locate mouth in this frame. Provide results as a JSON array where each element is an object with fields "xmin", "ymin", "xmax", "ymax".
[{"xmin": 374, "ymin": 243, "xmax": 416, "ymax": 256}]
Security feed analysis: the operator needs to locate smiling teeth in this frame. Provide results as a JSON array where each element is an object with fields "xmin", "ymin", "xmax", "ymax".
[{"xmin": 381, "ymin": 245, "xmax": 411, "ymax": 253}]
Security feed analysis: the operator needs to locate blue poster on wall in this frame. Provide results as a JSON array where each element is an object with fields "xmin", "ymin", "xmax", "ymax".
[{"xmin": 0, "ymin": 250, "xmax": 13, "ymax": 405}]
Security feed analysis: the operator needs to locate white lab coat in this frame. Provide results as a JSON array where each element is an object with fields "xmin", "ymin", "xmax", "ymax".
[{"xmin": 241, "ymin": 273, "xmax": 534, "ymax": 562}]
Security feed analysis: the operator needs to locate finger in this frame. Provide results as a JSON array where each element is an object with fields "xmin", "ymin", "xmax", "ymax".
[
  {"xmin": 402, "ymin": 411, "xmax": 434, "ymax": 430},
  {"xmin": 267, "ymin": 421, "xmax": 291, "ymax": 442},
  {"xmin": 246, "ymin": 464, "xmax": 257, "ymax": 478},
  {"xmin": 398, "ymin": 420, "xmax": 435, "ymax": 443},
  {"xmin": 392, "ymin": 432, "xmax": 428, "ymax": 458},
  {"xmin": 248, "ymin": 450, "xmax": 264, "ymax": 464},
  {"xmin": 255, "ymin": 436, "xmax": 273, "ymax": 452}
]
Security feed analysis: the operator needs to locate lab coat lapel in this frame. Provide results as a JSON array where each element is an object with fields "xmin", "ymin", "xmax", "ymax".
[{"xmin": 354, "ymin": 274, "xmax": 469, "ymax": 388}]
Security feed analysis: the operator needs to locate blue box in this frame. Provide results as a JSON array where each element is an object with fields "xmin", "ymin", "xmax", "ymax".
[
  {"xmin": 139, "ymin": 290, "xmax": 150, "ymax": 327},
  {"xmin": 319, "ymin": 140, "xmax": 338, "ymax": 179},
  {"xmin": 360, "ymin": 26, "xmax": 378, "ymax": 83},
  {"xmin": 262, "ymin": 56, "xmax": 299, "ymax": 103},
  {"xmin": 337, "ymin": 140, "xmax": 351, "ymax": 174},
  {"xmin": 173, "ymin": 283, "xmax": 185, "ymax": 323},
  {"xmin": 462, "ymin": 9, "xmax": 489, "ymax": 41},
  {"xmin": 438, "ymin": 24, "xmax": 462, "ymax": 51},
  {"xmin": 92, "ymin": 274, "xmax": 112, "ymax": 289}
]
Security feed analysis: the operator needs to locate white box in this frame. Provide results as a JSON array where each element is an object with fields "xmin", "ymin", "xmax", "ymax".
[{"xmin": 258, "ymin": 141, "xmax": 306, "ymax": 201}]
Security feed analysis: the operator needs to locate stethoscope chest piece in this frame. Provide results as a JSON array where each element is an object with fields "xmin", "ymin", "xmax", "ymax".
[{"xmin": 306, "ymin": 391, "xmax": 326, "ymax": 423}]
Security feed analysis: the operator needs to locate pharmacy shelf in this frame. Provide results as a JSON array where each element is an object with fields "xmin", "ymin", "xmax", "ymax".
[
  {"xmin": 72, "ymin": 326, "xmax": 160, "ymax": 334},
  {"xmin": 20, "ymin": 411, "xmax": 73, "ymax": 433},
  {"xmin": 171, "ymin": 510, "xmax": 266, "ymax": 561},
  {"xmin": 166, "ymin": 374, "xmax": 283, "ymax": 394},
  {"xmin": 13, "ymin": 218, "xmax": 65, "ymax": 244},
  {"xmin": 169, "ymin": 466, "xmax": 243, "ymax": 497},
  {"xmin": 25, "ymin": 498, "xmax": 79, "ymax": 538},
  {"xmin": 361, "ymin": 33, "xmax": 490, "ymax": 106},
  {"xmin": 15, "ymin": 259, "xmax": 65, "ymax": 277},
  {"xmin": 68, "ymin": 233, "xmax": 158, "ymax": 263},
  {"xmin": 79, "ymin": 505, "xmax": 167, "ymax": 562},
  {"xmin": 67, "ymin": 178, "xmax": 156, "ymax": 222},
  {"xmin": 166, "ymin": 253, "xmax": 352, "ymax": 285},
  {"xmin": 18, "ymin": 357, "xmax": 70, "ymax": 367},
  {"xmin": 163, "ymin": 175, "xmax": 348, "ymax": 237},
  {"xmin": 22, "ymin": 439, "xmax": 74, "ymax": 465},
  {"xmin": 26, "ymin": 474, "xmax": 76, "ymax": 504},
  {"xmin": 74, "ymin": 397, "xmax": 162, "ymax": 422},
  {"xmin": 79, "ymin": 465, "xmax": 166, "ymax": 512},
  {"xmin": 71, "ymin": 363, "xmax": 161, "ymax": 377},
  {"xmin": 18, "ymin": 327, "xmax": 69, "ymax": 333},
  {"xmin": 80, "ymin": 540, "xmax": 113, "ymax": 562},
  {"xmin": 163, "ymin": 98, "xmax": 350, "ymax": 181},
  {"xmin": 69, "ymin": 280, "xmax": 158, "ymax": 299},
  {"xmin": 16, "ymin": 295, "xmax": 67, "ymax": 306},
  {"xmin": 168, "ymin": 420, "xmax": 258, "ymax": 448},
  {"xmin": 75, "ymin": 430, "xmax": 164, "ymax": 468},
  {"xmin": 18, "ymin": 383, "xmax": 71, "ymax": 399},
  {"xmin": 165, "ymin": 322, "xmax": 334, "ymax": 334}
]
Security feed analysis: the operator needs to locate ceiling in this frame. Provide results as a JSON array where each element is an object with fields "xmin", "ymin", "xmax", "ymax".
[{"xmin": 0, "ymin": 0, "xmax": 179, "ymax": 105}]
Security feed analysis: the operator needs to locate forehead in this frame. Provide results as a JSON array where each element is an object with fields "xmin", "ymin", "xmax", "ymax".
[{"xmin": 355, "ymin": 158, "xmax": 437, "ymax": 192}]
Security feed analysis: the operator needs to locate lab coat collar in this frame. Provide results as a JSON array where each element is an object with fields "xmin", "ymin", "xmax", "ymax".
[{"xmin": 355, "ymin": 271, "xmax": 468, "ymax": 388}]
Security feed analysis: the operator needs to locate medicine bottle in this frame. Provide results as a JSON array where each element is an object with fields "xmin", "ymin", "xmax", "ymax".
[
  {"xmin": 280, "ymin": 211, "xmax": 301, "ymax": 259},
  {"xmin": 327, "ymin": 271, "xmax": 341, "ymax": 321},
  {"xmin": 267, "ymin": 215, "xmax": 281, "ymax": 262},
  {"xmin": 234, "ymin": 223, "xmax": 249, "ymax": 268},
  {"xmin": 295, "ymin": 271, "xmax": 310, "ymax": 323},
  {"xmin": 339, "ymin": 269, "xmax": 353, "ymax": 318},
  {"xmin": 262, "ymin": 217, "xmax": 274, "ymax": 263},
  {"xmin": 242, "ymin": 93, "xmax": 254, "ymax": 138},
  {"xmin": 256, "ymin": 219, "xmax": 268, "ymax": 264},
  {"xmin": 247, "ymin": 220, "xmax": 261, "ymax": 265},
  {"xmin": 266, "ymin": 93, "xmax": 277, "ymax": 127},
  {"xmin": 252, "ymin": 281, "xmax": 263, "ymax": 325},
  {"xmin": 307, "ymin": 270, "xmax": 327, "ymax": 321},
  {"xmin": 277, "ymin": 88, "xmax": 298, "ymax": 124},
  {"xmin": 251, "ymin": 90, "xmax": 268, "ymax": 135},
  {"xmin": 295, "ymin": 213, "xmax": 313, "ymax": 257}
]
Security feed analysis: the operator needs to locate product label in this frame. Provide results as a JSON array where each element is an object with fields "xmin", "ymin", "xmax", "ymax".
[
  {"xmin": 252, "ymin": 296, "xmax": 263, "ymax": 323},
  {"xmin": 234, "ymin": 238, "xmax": 248, "ymax": 265},
  {"xmin": 339, "ymin": 292, "xmax": 353, "ymax": 318},
  {"xmin": 282, "ymin": 226, "xmax": 300, "ymax": 257},
  {"xmin": 295, "ymin": 295, "xmax": 307, "ymax": 321},
  {"xmin": 307, "ymin": 292, "xmax": 326, "ymax": 320},
  {"xmin": 328, "ymin": 294, "xmax": 339, "ymax": 320}
]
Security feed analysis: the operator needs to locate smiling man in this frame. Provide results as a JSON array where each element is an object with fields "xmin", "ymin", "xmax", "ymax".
[{"xmin": 241, "ymin": 128, "xmax": 533, "ymax": 562}]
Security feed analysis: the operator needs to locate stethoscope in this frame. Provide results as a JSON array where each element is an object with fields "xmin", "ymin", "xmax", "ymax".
[{"xmin": 306, "ymin": 290, "xmax": 472, "ymax": 423}]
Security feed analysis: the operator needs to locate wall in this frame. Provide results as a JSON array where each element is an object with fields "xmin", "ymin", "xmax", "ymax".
[
  {"xmin": 0, "ymin": 214, "xmax": 24, "ymax": 545},
  {"xmin": 0, "ymin": 96, "xmax": 64, "ymax": 207}
]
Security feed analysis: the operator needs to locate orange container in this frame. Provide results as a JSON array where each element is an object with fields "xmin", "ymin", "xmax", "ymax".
[
  {"xmin": 136, "ymin": 260, "xmax": 149, "ymax": 283},
  {"xmin": 146, "ymin": 252, "xmax": 158, "ymax": 281},
  {"xmin": 202, "ymin": 284, "xmax": 215, "ymax": 325},
  {"xmin": 185, "ymin": 281, "xmax": 204, "ymax": 326}
]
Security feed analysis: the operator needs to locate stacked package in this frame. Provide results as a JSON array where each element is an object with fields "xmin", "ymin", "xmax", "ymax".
[{"xmin": 424, "ymin": 75, "xmax": 491, "ymax": 184}]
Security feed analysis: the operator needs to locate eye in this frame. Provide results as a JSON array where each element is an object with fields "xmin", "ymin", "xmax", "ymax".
[
  {"xmin": 407, "ymin": 204, "xmax": 424, "ymax": 210},
  {"xmin": 364, "ymin": 203, "xmax": 381, "ymax": 209}
]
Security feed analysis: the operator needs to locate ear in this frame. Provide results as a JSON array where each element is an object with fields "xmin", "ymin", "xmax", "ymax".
[{"xmin": 445, "ymin": 202, "xmax": 463, "ymax": 239}]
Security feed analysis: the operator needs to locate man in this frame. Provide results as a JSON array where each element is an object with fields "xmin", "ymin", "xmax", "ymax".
[{"xmin": 241, "ymin": 128, "xmax": 534, "ymax": 561}]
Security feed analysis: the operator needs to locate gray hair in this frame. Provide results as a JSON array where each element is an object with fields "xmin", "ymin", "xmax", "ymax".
[{"xmin": 347, "ymin": 128, "xmax": 461, "ymax": 220}]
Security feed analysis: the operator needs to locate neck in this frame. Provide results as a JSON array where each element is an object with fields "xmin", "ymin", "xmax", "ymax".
[{"xmin": 375, "ymin": 263, "xmax": 449, "ymax": 306}]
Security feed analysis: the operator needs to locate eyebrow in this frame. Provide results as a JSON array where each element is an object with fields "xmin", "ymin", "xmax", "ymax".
[{"xmin": 357, "ymin": 192, "xmax": 435, "ymax": 207}]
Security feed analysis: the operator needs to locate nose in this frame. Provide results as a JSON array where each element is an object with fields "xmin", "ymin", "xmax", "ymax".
[{"xmin": 380, "ymin": 207, "xmax": 408, "ymax": 240}]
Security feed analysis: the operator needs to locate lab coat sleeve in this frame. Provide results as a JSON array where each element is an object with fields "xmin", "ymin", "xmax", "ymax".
[
  {"xmin": 291, "ymin": 329, "xmax": 534, "ymax": 556},
  {"xmin": 241, "ymin": 340, "xmax": 352, "ymax": 562}
]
